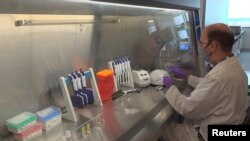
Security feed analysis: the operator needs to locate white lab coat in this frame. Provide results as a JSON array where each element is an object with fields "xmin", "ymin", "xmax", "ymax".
[{"xmin": 165, "ymin": 56, "xmax": 248, "ymax": 141}]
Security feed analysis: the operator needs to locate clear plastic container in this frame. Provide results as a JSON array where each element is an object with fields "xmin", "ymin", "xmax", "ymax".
[
  {"xmin": 6, "ymin": 112, "xmax": 37, "ymax": 134},
  {"xmin": 14, "ymin": 122, "xmax": 42, "ymax": 141},
  {"xmin": 36, "ymin": 106, "xmax": 62, "ymax": 131}
]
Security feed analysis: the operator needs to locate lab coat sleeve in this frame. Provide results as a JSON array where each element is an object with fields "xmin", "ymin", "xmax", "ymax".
[
  {"xmin": 166, "ymin": 77, "xmax": 223, "ymax": 119},
  {"xmin": 188, "ymin": 75, "xmax": 203, "ymax": 88}
]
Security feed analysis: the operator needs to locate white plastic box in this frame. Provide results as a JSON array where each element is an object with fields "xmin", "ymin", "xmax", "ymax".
[{"xmin": 36, "ymin": 106, "xmax": 62, "ymax": 131}]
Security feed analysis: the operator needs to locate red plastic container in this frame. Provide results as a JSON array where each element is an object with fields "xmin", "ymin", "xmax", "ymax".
[{"xmin": 96, "ymin": 69, "xmax": 115, "ymax": 102}]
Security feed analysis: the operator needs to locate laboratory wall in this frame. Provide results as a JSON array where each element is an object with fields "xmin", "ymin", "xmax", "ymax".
[
  {"xmin": 0, "ymin": 14, "xmax": 94, "ymax": 135},
  {"xmin": 0, "ymin": 11, "xmax": 199, "ymax": 136},
  {"xmin": 204, "ymin": 0, "xmax": 228, "ymax": 25},
  {"xmin": 204, "ymin": 0, "xmax": 250, "ymax": 50}
]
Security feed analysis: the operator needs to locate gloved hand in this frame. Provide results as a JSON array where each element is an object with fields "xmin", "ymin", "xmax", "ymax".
[
  {"xmin": 163, "ymin": 76, "xmax": 174, "ymax": 89},
  {"xmin": 168, "ymin": 66, "xmax": 187, "ymax": 79}
]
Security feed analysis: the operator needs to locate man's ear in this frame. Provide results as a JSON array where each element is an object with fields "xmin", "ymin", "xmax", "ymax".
[{"xmin": 210, "ymin": 41, "xmax": 219, "ymax": 52}]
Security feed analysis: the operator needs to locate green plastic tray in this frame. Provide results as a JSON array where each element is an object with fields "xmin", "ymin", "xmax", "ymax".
[{"xmin": 6, "ymin": 112, "xmax": 37, "ymax": 130}]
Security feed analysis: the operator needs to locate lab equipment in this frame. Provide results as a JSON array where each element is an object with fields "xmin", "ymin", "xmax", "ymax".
[
  {"xmin": 68, "ymin": 73, "xmax": 86, "ymax": 109},
  {"xmin": 108, "ymin": 57, "xmax": 134, "ymax": 91},
  {"xmin": 229, "ymin": 26, "xmax": 242, "ymax": 35},
  {"xmin": 112, "ymin": 90, "xmax": 123, "ymax": 100},
  {"xmin": 59, "ymin": 67, "xmax": 102, "ymax": 122},
  {"xmin": 79, "ymin": 70, "xmax": 95, "ymax": 104},
  {"xmin": 112, "ymin": 88, "xmax": 142, "ymax": 100},
  {"xmin": 149, "ymin": 69, "xmax": 169, "ymax": 86},
  {"xmin": 179, "ymin": 42, "xmax": 190, "ymax": 51},
  {"xmin": 75, "ymin": 72, "xmax": 88, "ymax": 105},
  {"xmin": 132, "ymin": 69, "xmax": 150, "ymax": 87},
  {"xmin": 65, "ymin": 130, "xmax": 73, "ymax": 141},
  {"xmin": 81, "ymin": 123, "xmax": 92, "ymax": 141},
  {"xmin": 36, "ymin": 106, "xmax": 62, "ymax": 131},
  {"xmin": 96, "ymin": 69, "xmax": 115, "ymax": 102},
  {"xmin": 123, "ymin": 88, "xmax": 142, "ymax": 94},
  {"xmin": 6, "ymin": 112, "xmax": 37, "ymax": 134},
  {"xmin": 14, "ymin": 123, "xmax": 42, "ymax": 141}
]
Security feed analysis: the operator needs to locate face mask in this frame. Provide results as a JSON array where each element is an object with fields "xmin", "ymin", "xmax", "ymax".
[
  {"xmin": 199, "ymin": 47, "xmax": 214, "ymax": 72},
  {"xmin": 199, "ymin": 48, "xmax": 209, "ymax": 61}
]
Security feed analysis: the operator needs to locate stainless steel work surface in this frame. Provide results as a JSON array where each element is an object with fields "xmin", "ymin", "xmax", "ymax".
[
  {"xmin": 16, "ymin": 86, "xmax": 173, "ymax": 141},
  {"xmin": 73, "ymin": 86, "xmax": 172, "ymax": 141}
]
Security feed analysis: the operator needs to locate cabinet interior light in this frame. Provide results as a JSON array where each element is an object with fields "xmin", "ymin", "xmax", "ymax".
[{"xmin": 15, "ymin": 19, "xmax": 120, "ymax": 26}]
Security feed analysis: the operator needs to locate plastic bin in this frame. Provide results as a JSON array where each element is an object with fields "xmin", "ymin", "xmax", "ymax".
[
  {"xmin": 96, "ymin": 69, "xmax": 115, "ymax": 102},
  {"xmin": 14, "ymin": 122, "xmax": 42, "ymax": 141},
  {"xmin": 6, "ymin": 112, "xmax": 37, "ymax": 134},
  {"xmin": 36, "ymin": 106, "xmax": 62, "ymax": 131}
]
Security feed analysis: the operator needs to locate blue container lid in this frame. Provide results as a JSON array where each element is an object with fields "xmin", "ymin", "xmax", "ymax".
[{"xmin": 36, "ymin": 106, "xmax": 62, "ymax": 122}]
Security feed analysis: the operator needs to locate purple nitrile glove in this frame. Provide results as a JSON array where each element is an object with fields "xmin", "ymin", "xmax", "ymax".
[
  {"xmin": 168, "ymin": 66, "xmax": 187, "ymax": 79},
  {"xmin": 163, "ymin": 76, "xmax": 174, "ymax": 89}
]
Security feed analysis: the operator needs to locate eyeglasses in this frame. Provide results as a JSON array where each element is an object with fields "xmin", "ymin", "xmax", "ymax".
[
  {"xmin": 199, "ymin": 40, "xmax": 212, "ymax": 49},
  {"xmin": 199, "ymin": 40, "xmax": 208, "ymax": 44}
]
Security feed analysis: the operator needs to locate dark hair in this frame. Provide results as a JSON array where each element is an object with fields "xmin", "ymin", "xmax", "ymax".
[{"xmin": 207, "ymin": 29, "xmax": 234, "ymax": 52}]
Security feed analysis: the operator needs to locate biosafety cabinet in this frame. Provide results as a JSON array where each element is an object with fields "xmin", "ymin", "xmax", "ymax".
[{"xmin": 0, "ymin": 0, "xmax": 202, "ymax": 140}]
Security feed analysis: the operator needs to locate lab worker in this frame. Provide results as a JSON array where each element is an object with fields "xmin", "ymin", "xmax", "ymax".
[{"xmin": 163, "ymin": 23, "xmax": 248, "ymax": 141}]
